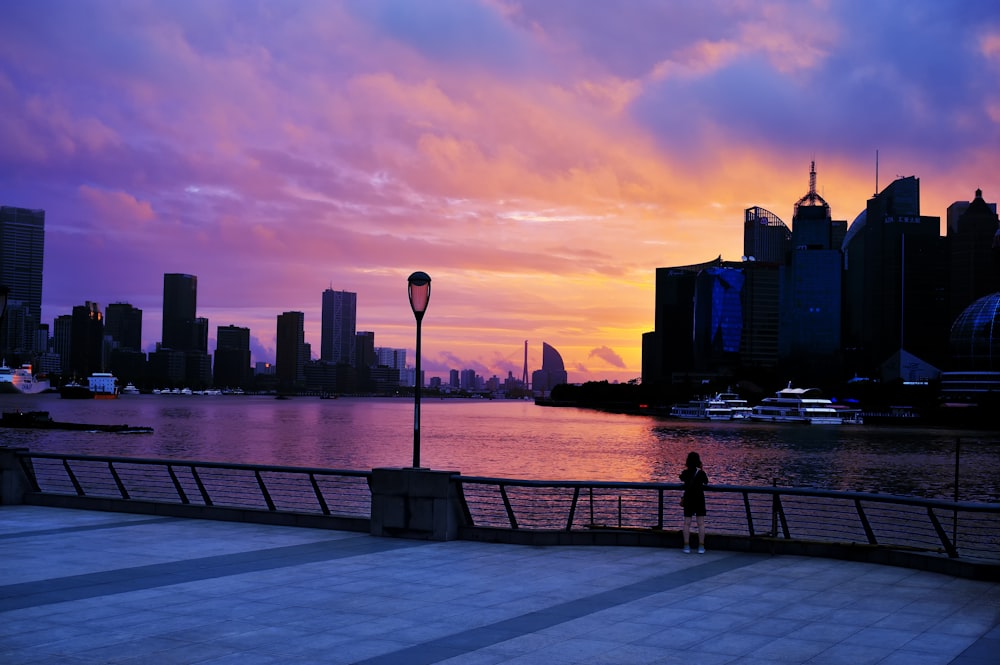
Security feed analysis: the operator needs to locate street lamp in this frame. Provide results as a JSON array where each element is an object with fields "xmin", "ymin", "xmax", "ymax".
[{"xmin": 407, "ymin": 271, "xmax": 431, "ymax": 468}]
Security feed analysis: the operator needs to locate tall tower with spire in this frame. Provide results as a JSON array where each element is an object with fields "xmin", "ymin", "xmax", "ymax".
[{"xmin": 779, "ymin": 162, "xmax": 846, "ymax": 378}]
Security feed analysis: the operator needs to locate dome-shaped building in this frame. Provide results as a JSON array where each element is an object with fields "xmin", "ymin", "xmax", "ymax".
[{"xmin": 950, "ymin": 293, "xmax": 1000, "ymax": 370}]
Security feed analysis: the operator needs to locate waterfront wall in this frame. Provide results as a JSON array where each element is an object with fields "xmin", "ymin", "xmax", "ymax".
[{"xmin": 3, "ymin": 447, "xmax": 998, "ymax": 581}]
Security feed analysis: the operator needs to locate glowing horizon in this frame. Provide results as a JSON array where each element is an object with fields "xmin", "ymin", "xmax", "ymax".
[{"xmin": 1, "ymin": 1, "xmax": 998, "ymax": 383}]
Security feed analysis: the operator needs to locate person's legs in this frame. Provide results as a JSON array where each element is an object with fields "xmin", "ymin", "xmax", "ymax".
[
  {"xmin": 696, "ymin": 515, "xmax": 705, "ymax": 551},
  {"xmin": 682, "ymin": 515, "xmax": 691, "ymax": 551}
]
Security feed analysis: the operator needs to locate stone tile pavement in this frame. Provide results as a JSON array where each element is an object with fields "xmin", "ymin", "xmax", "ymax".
[{"xmin": 0, "ymin": 505, "xmax": 997, "ymax": 664}]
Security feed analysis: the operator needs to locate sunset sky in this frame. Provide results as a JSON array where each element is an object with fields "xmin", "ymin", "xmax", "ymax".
[{"xmin": 2, "ymin": 1, "xmax": 999, "ymax": 384}]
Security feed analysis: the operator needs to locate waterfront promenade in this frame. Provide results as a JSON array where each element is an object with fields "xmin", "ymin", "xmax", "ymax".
[{"xmin": 1, "ymin": 505, "xmax": 997, "ymax": 664}]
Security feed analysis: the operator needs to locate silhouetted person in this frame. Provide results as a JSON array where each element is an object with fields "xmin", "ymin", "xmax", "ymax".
[{"xmin": 680, "ymin": 451, "xmax": 708, "ymax": 553}]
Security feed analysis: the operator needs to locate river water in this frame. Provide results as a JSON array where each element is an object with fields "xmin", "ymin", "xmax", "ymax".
[{"xmin": 2, "ymin": 393, "xmax": 998, "ymax": 502}]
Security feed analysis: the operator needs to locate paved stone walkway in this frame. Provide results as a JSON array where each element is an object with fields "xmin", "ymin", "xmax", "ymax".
[{"xmin": 1, "ymin": 505, "xmax": 997, "ymax": 664}]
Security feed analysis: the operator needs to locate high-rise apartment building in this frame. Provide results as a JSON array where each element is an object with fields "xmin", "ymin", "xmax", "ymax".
[
  {"xmin": 162, "ymin": 273, "xmax": 198, "ymax": 350},
  {"xmin": 0, "ymin": 206, "xmax": 45, "ymax": 356},
  {"xmin": 321, "ymin": 289, "xmax": 357, "ymax": 366},
  {"xmin": 276, "ymin": 311, "xmax": 306, "ymax": 391}
]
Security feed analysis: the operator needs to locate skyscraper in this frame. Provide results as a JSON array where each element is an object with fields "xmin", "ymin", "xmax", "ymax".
[
  {"xmin": 215, "ymin": 325, "xmax": 251, "ymax": 389},
  {"xmin": 321, "ymin": 289, "xmax": 357, "ymax": 366},
  {"xmin": 531, "ymin": 342, "xmax": 568, "ymax": 394},
  {"xmin": 105, "ymin": 303, "xmax": 143, "ymax": 352},
  {"xmin": 276, "ymin": 311, "xmax": 306, "ymax": 391},
  {"xmin": 356, "ymin": 331, "xmax": 376, "ymax": 369},
  {"xmin": 162, "ymin": 273, "xmax": 198, "ymax": 350},
  {"xmin": 69, "ymin": 302, "xmax": 103, "ymax": 378},
  {"xmin": 948, "ymin": 189, "xmax": 1000, "ymax": 321},
  {"xmin": 842, "ymin": 176, "xmax": 948, "ymax": 375},
  {"xmin": 105, "ymin": 302, "xmax": 145, "ymax": 387},
  {"xmin": 780, "ymin": 162, "xmax": 845, "ymax": 376},
  {"xmin": 0, "ymin": 206, "xmax": 45, "ymax": 356}
]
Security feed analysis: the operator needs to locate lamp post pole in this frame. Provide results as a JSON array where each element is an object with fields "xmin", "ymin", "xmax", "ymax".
[{"xmin": 407, "ymin": 272, "xmax": 431, "ymax": 468}]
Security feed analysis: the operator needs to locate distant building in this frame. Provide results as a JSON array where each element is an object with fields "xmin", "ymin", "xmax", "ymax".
[
  {"xmin": 153, "ymin": 274, "xmax": 211, "ymax": 388},
  {"xmin": 0, "ymin": 205, "xmax": 45, "ymax": 357},
  {"xmin": 356, "ymin": 331, "xmax": 376, "ymax": 368},
  {"xmin": 321, "ymin": 289, "xmax": 356, "ymax": 366},
  {"xmin": 214, "ymin": 325, "xmax": 251, "ymax": 389},
  {"xmin": 780, "ymin": 162, "xmax": 845, "ymax": 376},
  {"xmin": 743, "ymin": 206, "xmax": 790, "ymax": 264},
  {"xmin": 948, "ymin": 189, "xmax": 1000, "ymax": 321},
  {"xmin": 276, "ymin": 311, "xmax": 306, "ymax": 391},
  {"xmin": 642, "ymin": 257, "xmax": 722, "ymax": 385},
  {"xmin": 375, "ymin": 347, "xmax": 406, "ymax": 369},
  {"xmin": 162, "ymin": 274, "xmax": 199, "ymax": 351},
  {"xmin": 69, "ymin": 302, "xmax": 103, "ymax": 379},
  {"xmin": 531, "ymin": 342, "xmax": 568, "ymax": 394},
  {"xmin": 105, "ymin": 303, "xmax": 143, "ymax": 352},
  {"xmin": 53, "ymin": 314, "xmax": 72, "ymax": 376},
  {"xmin": 842, "ymin": 176, "xmax": 948, "ymax": 374}
]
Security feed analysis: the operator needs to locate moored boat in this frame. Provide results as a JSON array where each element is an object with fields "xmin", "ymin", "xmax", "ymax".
[
  {"xmin": 750, "ymin": 383, "xmax": 842, "ymax": 425},
  {"xmin": 0, "ymin": 361, "xmax": 51, "ymax": 395},
  {"xmin": 88, "ymin": 373, "xmax": 119, "ymax": 399},
  {"xmin": 670, "ymin": 397, "xmax": 733, "ymax": 421}
]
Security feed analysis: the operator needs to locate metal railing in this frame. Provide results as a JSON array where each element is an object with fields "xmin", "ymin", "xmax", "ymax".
[
  {"xmin": 456, "ymin": 477, "xmax": 1000, "ymax": 563},
  {"xmin": 17, "ymin": 452, "xmax": 372, "ymax": 520},
  {"xmin": 9, "ymin": 451, "xmax": 1000, "ymax": 567}
]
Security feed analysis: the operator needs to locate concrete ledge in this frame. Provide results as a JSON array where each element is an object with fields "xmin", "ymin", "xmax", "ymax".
[
  {"xmin": 22, "ymin": 493, "xmax": 370, "ymax": 533},
  {"xmin": 458, "ymin": 526, "xmax": 1000, "ymax": 581}
]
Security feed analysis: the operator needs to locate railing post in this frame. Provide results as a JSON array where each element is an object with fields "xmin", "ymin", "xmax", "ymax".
[
  {"xmin": 309, "ymin": 473, "xmax": 331, "ymax": 515},
  {"xmin": 567, "ymin": 487, "xmax": 580, "ymax": 531},
  {"xmin": 855, "ymin": 499, "xmax": 877, "ymax": 545},
  {"xmin": 108, "ymin": 462, "xmax": 130, "ymax": 500},
  {"xmin": 255, "ymin": 470, "xmax": 275, "ymax": 511},
  {"xmin": 64, "ymin": 460, "xmax": 85, "ymax": 496},
  {"xmin": 500, "ymin": 484, "xmax": 518, "ymax": 529},
  {"xmin": 742, "ymin": 491, "xmax": 754, "ymax": 537},
  {"xmin": 167, "ymin": 465, "xmax": 190, "ymax": 504}
]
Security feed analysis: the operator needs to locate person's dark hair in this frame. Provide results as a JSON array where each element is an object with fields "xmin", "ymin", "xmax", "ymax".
[{"xmin": 685, "ymin": 451, "xmax": 701, "ymax": 469}]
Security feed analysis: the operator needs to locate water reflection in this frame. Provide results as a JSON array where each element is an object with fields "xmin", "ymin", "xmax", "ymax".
[{"xmin": 3, "ymin": 394, "xmax": 997, "ymax": 502}]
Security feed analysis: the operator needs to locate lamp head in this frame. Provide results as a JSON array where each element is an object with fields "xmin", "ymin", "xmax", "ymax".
[{"xmin": 407, "ymin": 271, "xmax": 431, "ymax": 319}]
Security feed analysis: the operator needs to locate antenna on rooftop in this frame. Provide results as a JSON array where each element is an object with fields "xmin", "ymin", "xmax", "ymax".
[{"xmin": 875, "ymin": 149, "xmax": 879, "ymax": 195}]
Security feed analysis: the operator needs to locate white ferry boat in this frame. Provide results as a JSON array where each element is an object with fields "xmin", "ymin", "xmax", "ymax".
[
  {"xmin": 750, "ymin": 384, "xmax": 842, "ymax": 425},
  {"xmin": 121, "ymin": 383, "xmax": 141, "ymax": 395},
  {"xmin": 670, "ymin": 397, "xmax": 734, "ymax": 421},
  {"xmin": 714, "ymin": 392, "xmax": 753, "ymax": 420},
  {"xmin": 0, "ymin": 361, "xmax": 51, "ymax": 395}
]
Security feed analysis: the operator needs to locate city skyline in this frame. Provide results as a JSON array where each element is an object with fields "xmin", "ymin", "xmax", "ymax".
[{"xmin": 1, "ymin": 2, "xmax": 998, "ymax": 383}]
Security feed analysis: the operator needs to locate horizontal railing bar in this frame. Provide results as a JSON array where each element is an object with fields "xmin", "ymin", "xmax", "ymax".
[
  {"xmin": 459, "ymin": 476, "xmax": 996, "ymax": 512},
  {"xmin": 20, "ymin": 452, "xmax": 371, "ymax": 479}
]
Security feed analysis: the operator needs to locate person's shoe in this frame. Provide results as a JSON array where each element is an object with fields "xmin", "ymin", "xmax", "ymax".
[
  {"xmin": 698, "ymin": 546, "xmax": 706, "ymax": 554},
  {"xmin": 682, "ymin": 545, "xmax": 691, "ymax": 553}
]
